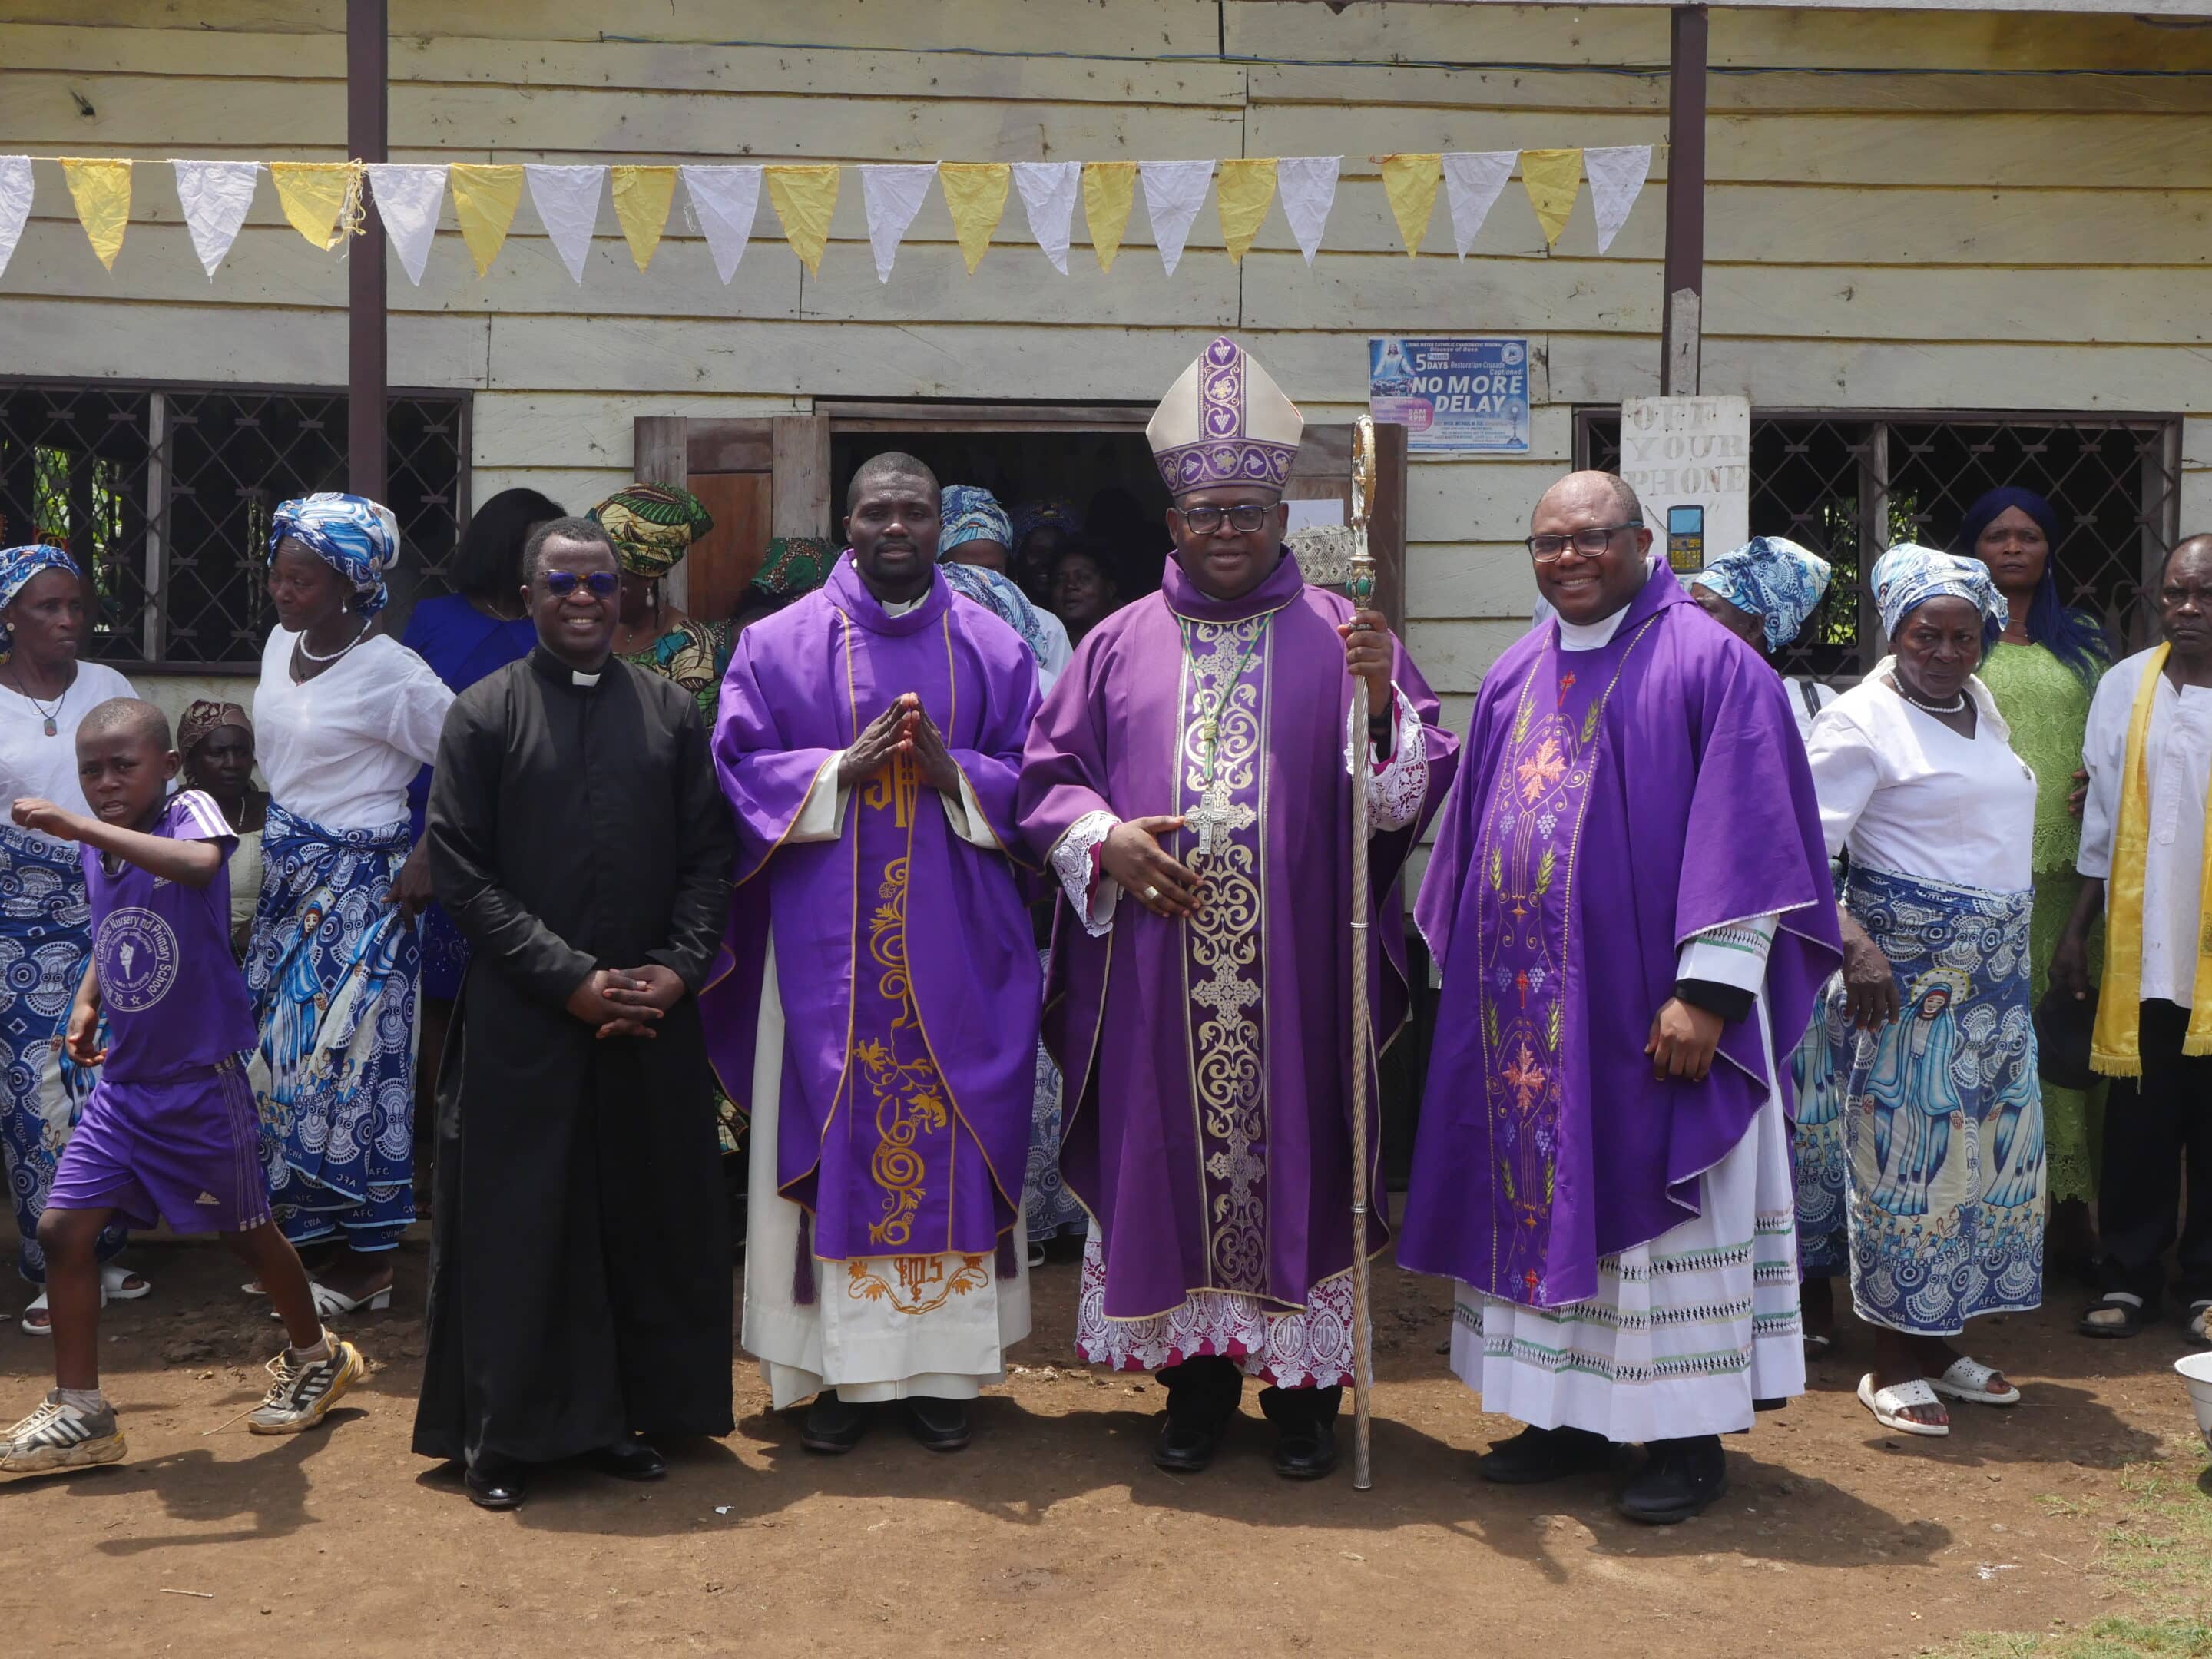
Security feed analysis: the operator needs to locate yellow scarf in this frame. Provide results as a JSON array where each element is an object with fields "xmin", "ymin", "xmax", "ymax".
[{"xmin": 2091, "ymin": 644, "xmax": 2212, "ymax": 1073}]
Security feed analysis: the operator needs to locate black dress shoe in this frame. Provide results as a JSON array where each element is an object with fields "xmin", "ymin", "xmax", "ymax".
[
  {"xmin": 1618, "ymin": 1434, "xmax": 1727, "ymax": 1525},
  {"xmin": 904, "ymin": 1396, "xmax": 971, "ymax": 1452},
  {"xmin": 1152, "ymin": 1416, "xmax": 1224, "ymax": 1473},
  {"xmin": 800, "ymin": 1390, "xmax": 871, "ymax": 1455},
  {"xmin": 1273, "ymin": 1418, "xmax": 1337, "ymax": 1480},
  {"xmin": 464, "ymin": 1455, "xmax": 528, "ymax": 1511},
  {"xmin": 584, "ymin": 1436, "xmax": 667, "ymax": 1481},
  {"xmin": 1475, "ymin": 1423, "xmax": 1614, "ymax": 1485}
]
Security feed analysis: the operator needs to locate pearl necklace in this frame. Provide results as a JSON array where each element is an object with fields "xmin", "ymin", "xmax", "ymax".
[
  {"xmin": 1902, "ymin": 687, "xmax": 1967, "ymax": 716},
  {"xmin": 295, "ymin": 618, "xmax": 370, "ymax": 665}
]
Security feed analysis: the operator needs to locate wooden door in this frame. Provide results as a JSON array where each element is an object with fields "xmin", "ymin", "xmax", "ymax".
[
  {"xmin": 1281, "ymin": 420, "xmax": 1408, "ymax": 631},
  {"xmin": 633, "ymin": 414, "xmax": 833, "ymax": 621}
]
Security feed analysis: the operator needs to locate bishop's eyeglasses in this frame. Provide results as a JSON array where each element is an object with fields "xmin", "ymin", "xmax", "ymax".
[
  {"xmin": 1525, "ymin": 522, "xmax": 1644, "ymax": 563},
  {"xmin": 1174, "ymin": 504, "xmax": 1275, "ymax": 537}
]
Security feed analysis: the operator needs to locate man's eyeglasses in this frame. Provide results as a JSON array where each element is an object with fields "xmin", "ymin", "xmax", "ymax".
[
  {"xmin": 1525, "ymin": 522, "xmax": 1644, "ymax": 564},
  {"xmin": 542, "ymin": 569, "xmax": 622, "ymax": 598},
  {"xmin": 1174, "ymin": 504, "xmax": 1274, "ymax": 537}
]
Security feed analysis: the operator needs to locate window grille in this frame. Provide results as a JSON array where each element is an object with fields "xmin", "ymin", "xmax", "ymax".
[
  {"xmin": 0, "ymin": 380, "xmax": 468, "ymax": 671},
  {"xmin": 1575, "ymin": 410, "xmax": 2181, "ymax": 682}
]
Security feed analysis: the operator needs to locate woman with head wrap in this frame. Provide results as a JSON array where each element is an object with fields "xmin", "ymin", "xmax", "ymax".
[
  {"xmin": 1690, "ymin": 539, "xmax": 1852, "ymax": 1350},
  {"xmin": 1803, "ymin": 545, "xmax": 2045, "ymax": 1436},
  {"xmin": 940, "ymin": 485, "xmax": 1074, "ymax": 696},
  {"xmin": 178, "ymin": 700, "xmax": 266, "ymax": 958},
  {"xmin": 248, "ymin": 494, "xmax": 454, "ymax": 1313},
  {"xmin": 591, "ymin": 482, "xmax": 736, "ymax": 723},
  {"xmin": 0, "ymin": 545, "xmax": 144, "ymax": 1330},
  {"xmin": 1957, "ymin": 487, "xmax": 2111, "ymax": 1243},
  {"xmin": 398, "ymin": 489, "xmax": 565, "ymax": 1129},
  {"xmin": 1008, "ymin": 496, "xmax": 1083, "ymax": 608}
]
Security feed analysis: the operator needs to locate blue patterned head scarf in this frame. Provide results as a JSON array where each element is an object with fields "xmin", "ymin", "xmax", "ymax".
[
  {"xmin": 1690, "ymin": 536, "xmax": 1834, "ymax": 652},
  {"xmin": 1010, "ymin": 497, "xmax": 1082, "ymax": 551},
  {"xmin": 269, "ymin": 492, "xmax": 401, "ymax": 618},
  {"xmin": 0, "ymin": 544, "xmax": 82, "ymax": 653},
  {"xmin": 940, "ymin": 560, "xmax": 1056, "ymax": 669},
  {"xmin": 940, "ymin": 485, "xmax": 1013, "ymax": 557},
  {"xmin": 1871, "ymin": 541, "xmax": 2008, "ymax": 637}
]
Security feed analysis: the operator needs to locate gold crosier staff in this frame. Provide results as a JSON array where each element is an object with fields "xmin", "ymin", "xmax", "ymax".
[{"xmin": 1346, "ymin": 414, "xmax": 1379, "ymax": 1492}]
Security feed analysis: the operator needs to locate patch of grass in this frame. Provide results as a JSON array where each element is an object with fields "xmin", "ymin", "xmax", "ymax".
[{"xmin": 1933, "ymin": 1618, "xmax": 2212, "ymax": 1659}]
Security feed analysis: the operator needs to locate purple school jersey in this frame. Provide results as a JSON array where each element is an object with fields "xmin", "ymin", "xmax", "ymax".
[{"xmin": 81, "ymin": 790, "xmax": 259, "ymax": 1082}]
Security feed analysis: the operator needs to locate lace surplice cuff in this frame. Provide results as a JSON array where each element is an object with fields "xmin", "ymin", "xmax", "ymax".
[
  {"xmin": 1048, "ymin": 809, "xmax": 1121, "ymax": 938},
  {"xmin": 1341, "ymin": 685, "xmax": 1429, "ymax": 833}
]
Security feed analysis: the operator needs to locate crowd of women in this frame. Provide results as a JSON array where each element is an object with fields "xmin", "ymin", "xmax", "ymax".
[{"xmin": 0, "ymin": 476, "xmax": 2203, "ymax": 1446}]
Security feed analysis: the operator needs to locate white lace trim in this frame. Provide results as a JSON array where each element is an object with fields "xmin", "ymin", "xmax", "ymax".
[
  {"xmin": 1343, "ymin": 684, "xmax": 1429, "ymax": 834},
  {"xmin": 1048, "ymin": 808, "xmax": 1120, "ymax": 938}
]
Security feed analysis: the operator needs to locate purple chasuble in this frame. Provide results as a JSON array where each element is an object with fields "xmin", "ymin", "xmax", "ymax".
[
  {"xmin": 82, "ymin": 790, "xmax": 258, "ymax": 1082},
  {"xmin": 1019, "ymin": 550, "xmax": 1459, "ymax": 1319},
  {"xmin": 1396, "ymin": 565, "xmax": 1841, "ymax": 1310},
  {"xmin": 702, "ymin": 554, "xmax": 1041, "ymax": 1260}
]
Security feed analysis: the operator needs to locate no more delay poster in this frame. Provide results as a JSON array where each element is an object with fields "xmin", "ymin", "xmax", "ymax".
[{"xmin": 1368, "ymin": 337, "xmax": 1530, "ymax": 454}]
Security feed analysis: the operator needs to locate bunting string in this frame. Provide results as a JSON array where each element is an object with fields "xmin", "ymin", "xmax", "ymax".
[{"xmin": 0, "ymin": 147, "xmax": 1653, "ymax": 281}]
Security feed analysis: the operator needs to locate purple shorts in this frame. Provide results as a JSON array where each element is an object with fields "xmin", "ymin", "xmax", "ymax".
[{"xmin": 46, "ymin": 1060, "xmax": 272, "ymax": 1236}]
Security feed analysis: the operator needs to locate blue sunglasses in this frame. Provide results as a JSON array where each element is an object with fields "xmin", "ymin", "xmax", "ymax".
[{"xmin": 542, "ymin": 569, "xmax": 621, "ymax": 598}]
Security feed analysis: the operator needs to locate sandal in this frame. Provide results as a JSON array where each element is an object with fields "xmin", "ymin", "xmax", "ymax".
[
  {"xmin": 1857, "ymin": 1373, "xmax": 1950, "ymax": 1436},
  {"xmin": 1803, "ymin": 1332, "xmax": 1833, "ymax": 1357},
  {"xmin": 269, "ymin": 1281, "xmax": 392, "ymax": 1320},
  {"xmin": 100, "ymin": 1264, "xmax": 151, "ymax": 1302},
  {"xmin": 20, "ymin": 1285, "xmax": 117, "ymax": 1336},
  {"xmin": 2187, "ymin": 1301, "xmax": 2210, "ymax": 1345},
  {"xmin": 1930, "ymin": 1356, "xmax": 2021, "ymax": 1406},
  {"xmin": 2079, "ymin": 1291, "xmax": 2147, "ymax": 1339}
]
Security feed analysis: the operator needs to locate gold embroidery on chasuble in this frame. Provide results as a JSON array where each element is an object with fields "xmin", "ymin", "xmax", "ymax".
[
  {"xmin": 846, "ymin": 1254, "xmax": 990, "ymax": 1316},
  {"xmin": 857, "ymin": 747, "xmax": 949, "ymax": 1250},
  {"xmin": 1179, "ymin": 616, "xmax": 1270, "ymax": 1294}
]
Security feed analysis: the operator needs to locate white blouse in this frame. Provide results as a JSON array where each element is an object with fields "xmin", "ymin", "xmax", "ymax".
[
  {"xmin": 1804, "ymin": 664, "xmax": 2038, "ymax": 893},
  {"xmin": 2077, "ymin": 647, "xmax": 2212, "ymax": 1008},
  {"xmin": 252, "ymin": 628, "xmax": 453, "ymax": 830},
  {"xmin": 0, "ymin": 659, "xmax": 138, "ymax": 844}
]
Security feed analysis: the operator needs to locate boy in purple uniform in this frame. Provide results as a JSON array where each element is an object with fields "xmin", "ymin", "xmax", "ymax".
[{"xmin": 2, "ymin": 698, "xmax": 365, "ymax": 1474}]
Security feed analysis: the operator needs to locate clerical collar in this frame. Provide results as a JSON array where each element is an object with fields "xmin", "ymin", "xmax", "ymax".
[
  {"xmin": 528, "ymin": 644, "xmax": 611, "ymax": 688},
  {"xmin": 1555, "ymin": 555, "xmax": 1659, "ymax": 651},
  {"xmin": 883, "ymin": 594, "xmax": 929, "ymax": 618}
]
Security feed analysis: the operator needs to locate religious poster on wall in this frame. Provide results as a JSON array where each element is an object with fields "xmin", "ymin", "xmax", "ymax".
[
  {"xmin": 1617, "ymin": 395, "xmax": 1750, "ymax": 575},
  {"xmin": 1368, "ymin": 336, "xmax": 1530, "ymax": 454}
]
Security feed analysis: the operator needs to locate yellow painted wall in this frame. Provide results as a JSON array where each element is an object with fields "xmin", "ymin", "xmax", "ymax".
[{"xmin": 7, "ymin": 0, "xmax": 2212, "ymax": 722}]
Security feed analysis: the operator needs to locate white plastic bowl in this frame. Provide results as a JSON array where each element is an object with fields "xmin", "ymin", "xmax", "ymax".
[{"xmin": 2177, "ymin": 1351, "xmax": 2212, "ymax": 1453}]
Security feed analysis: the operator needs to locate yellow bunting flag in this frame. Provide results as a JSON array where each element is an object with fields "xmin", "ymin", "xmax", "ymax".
[
  {"xmin": 59, "ymin": 157, "xmax": 131, "ymax": 270},
  {"xmin": 1082, "ymin": 161, "xmax": 1137, "ymax": 273},
  {"xmin": 1214, "ymin": 157, "xmax": 1276, "ymax": 265},
  {"xmin": 764, "ymin": 164, "xmax": 839, "ymax": 276},
  {"xmin": 269, "ymin": 161, "xmax": 362, "ymax": 251},
  {"xmin": 1379, "ymin": 153, "xmax": 1442, "ymax": 257},
  {"xmin": 449, "ymin": 163, "xmax": 525, "ymax": 277},
  {"xmin": 609, "ymin": 164, "xmax": 677, "ymax": 272},
  {"xmin": 939, "ymin": 162, "xmax": 1011, "ymax": 275},
  {"xmin": 1519, "ymin": 147, "xmax": 1583, "ymax": 247}
]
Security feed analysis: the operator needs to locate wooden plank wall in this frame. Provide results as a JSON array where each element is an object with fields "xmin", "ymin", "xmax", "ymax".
[{"xmin": 8, "ymin": 0, "xmax": 2212, "ymax": 730}]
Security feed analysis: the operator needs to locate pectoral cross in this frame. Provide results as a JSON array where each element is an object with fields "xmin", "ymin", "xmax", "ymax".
[{"xmin": 1188, "ymin": 783, "xmax": 1233, "ymax": 860}]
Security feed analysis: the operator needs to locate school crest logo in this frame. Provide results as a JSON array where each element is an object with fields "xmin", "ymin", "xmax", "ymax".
[{"xmin": 95, "ymin": 906, "xmax": 180, "ymax": 1013}]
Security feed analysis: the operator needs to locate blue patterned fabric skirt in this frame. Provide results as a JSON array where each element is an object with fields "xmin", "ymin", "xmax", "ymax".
[
  {"xmin": 1834, "ymin": 865, "xmax": 2045, "ymax": 1335},
  {"xmin": 246, "ymin": 803, "xmax": 420, "ymax": 1254},
  {"xmin": 1790, "ymin": 995, "xmax": 1851, "ymax": 1277},
  {"xmin": 1024, "ymin": 951, "xmax": 1088, "ymax": 1244},
  {"xmin": 0, "ymin": 825, "xmax": 124, "ymax": 1281}
]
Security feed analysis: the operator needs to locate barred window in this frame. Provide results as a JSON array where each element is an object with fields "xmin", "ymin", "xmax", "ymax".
[
  {"xmin": 0, "ymin": 380, "xmax": 469, "ymax": 671},
  {"xmin": 1575, "ymin": 410, "xmax": 2181, "ymax": 683}
]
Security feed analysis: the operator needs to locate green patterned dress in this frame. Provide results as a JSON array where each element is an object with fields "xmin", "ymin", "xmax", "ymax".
[
  {"xmin": 621, "ymin": 614, "xmax": 742, "ymax": 1152},
  {"xmin": 1979, "ymin": 641, "xmax": 2104, "ymax": 1203}
]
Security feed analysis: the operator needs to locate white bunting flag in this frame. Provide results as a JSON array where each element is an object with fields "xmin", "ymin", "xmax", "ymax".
[
  {"xmin": 364, "ymin": 162, "xmax": 447, "ymax": 286},
  {"xmin": 1139, "ymin": 159, "xmax": 1212, "ymax": 277},
  {"xmin": 859, "ymin": 164, "xmax": 936, "ymax": 283},
  {"xmin": 681, "ymin": 165, "xmax": 761, "ymax": 283},
  {"xmin": 1012, "ymin": 160, "xmax": 1078, "ymax": 275},
  {"xmin": 1583, "ymin": 144, "xmax": 1654, "ymax": 254},
  {"xmin": 1275, "ymin": 155, "xmax": 1339, "ymax": 267},
  {"xmin": 172, "ymin": 160, "xmax": 260, "ymax": 280},
  {"xmin": 1442, "ymin": 151, "xmax": 1516, "ymax": 259},
  {"xmin": 524, "ymin": 164, "xmax": 604, "ymax": 283},
  {"xmin": 0, "ymin": 157, "xmax": 33, "ymax": 281}
]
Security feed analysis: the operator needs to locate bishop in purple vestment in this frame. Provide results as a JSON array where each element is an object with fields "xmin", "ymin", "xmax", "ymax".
[
  {"xmin": 1398, "ymin": 472, "xmax": 1841, "ymax": 1525},
  {"xmin": 1018, "ymin": 337, "xmax": 1458, "ymax": 1482},
  {"xmin": 704, "ymin": 454, "xmax": 1041, "ymax": 1457}
]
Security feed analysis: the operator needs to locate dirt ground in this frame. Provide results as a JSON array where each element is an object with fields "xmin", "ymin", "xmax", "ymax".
[{"xmin": 0, "ymin": 1223, "xmax": 2205, "ymax": 1659}]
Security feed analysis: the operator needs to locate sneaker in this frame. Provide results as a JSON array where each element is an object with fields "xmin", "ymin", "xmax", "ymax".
[
  {"xmin": 1, "ymin": 1391, "xmax": 126, "ymax": 1475},
  {"xmin": 247, "ymin": 1339, "xmax": 364, "ymax": 1435}
]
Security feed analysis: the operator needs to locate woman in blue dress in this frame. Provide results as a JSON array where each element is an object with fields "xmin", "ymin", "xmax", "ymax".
[{"xmin": 399, "ymin": 488, "xmax": 563, "ymax": 1114}]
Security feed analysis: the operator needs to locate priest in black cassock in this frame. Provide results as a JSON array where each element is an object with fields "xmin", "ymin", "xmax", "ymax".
[{"xmin": 412, "ymin": 515, "xmax": 737, "ymax": 1511}]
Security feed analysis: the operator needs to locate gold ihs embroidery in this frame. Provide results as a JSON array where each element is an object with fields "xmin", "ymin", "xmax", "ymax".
[{"xmin": 846, "ymin": 1255, "xmax": 989, "ymax": 1316}]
